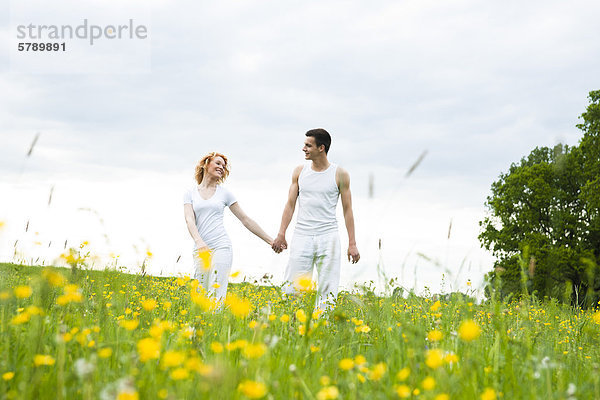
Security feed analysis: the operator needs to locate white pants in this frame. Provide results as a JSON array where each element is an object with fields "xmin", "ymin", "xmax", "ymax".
[
  {"xmin": 192, "ymin": 247, "xmax": 233, "ymax": 302},
  {"xmin": 283, "ymin": 231, "xmax": 341, "ymax": 311}
]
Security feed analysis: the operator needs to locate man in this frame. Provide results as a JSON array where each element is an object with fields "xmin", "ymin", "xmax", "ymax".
[{"xmin": 272, "ymin": 128, "xmax": 360, "ymax": 311}]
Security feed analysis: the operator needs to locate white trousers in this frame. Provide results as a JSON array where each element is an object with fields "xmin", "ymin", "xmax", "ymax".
[
  {"xmin": 192, "ymin": 247, "xmax": 233, "ymax": 302},
  {"xmin": 283, "ymin": 231, "xmax": 341, "ymax": 311}
]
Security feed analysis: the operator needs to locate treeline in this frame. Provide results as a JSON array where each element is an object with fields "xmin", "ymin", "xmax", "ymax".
[{"xmin": 480, "ymin": 90, "xmax": 600, "ymax": 306}]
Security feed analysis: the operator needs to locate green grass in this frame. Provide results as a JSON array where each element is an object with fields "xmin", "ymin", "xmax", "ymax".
[{"xmin": 1, "ymin": 262, "xmax": 599, "ymax": 399}]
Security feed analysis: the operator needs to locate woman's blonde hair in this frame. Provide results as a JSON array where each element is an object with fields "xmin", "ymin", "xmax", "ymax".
[{"xmin": 194, "ymin": 152, "xmax": 230, "ymax": 184}]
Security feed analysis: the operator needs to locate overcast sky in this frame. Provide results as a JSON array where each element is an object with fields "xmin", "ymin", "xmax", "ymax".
[{"xmin": 1, "ymin": 0, "xmax": 599, "ymax": 296}]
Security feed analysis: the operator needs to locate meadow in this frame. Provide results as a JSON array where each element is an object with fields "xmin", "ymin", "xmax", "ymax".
[{"xmin": 1, "ymin": 259, "xmax": 600, "ymax": 400}]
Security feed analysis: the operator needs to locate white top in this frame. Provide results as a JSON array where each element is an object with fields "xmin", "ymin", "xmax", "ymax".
[
  {"xmin": 183, "ymin": 185, "xmax": 237, "ymax": 250},
  {"xmin": 295, "ymin": 162, "xmax": 339, "ymax": 235}
]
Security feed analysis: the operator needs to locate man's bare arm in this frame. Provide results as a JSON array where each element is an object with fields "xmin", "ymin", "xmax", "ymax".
[
  {"xmin": 272, "ymin": 165, "xmax": 303, "ymax": 253},
  {"xmin": 338, "ymin": 167, "xmax": 360, "ymax": 263}
]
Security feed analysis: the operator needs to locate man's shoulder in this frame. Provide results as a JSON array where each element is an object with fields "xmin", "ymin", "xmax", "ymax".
[
  {"xmin": 335, "ymin": 166, "xmax": 351, "ymax": 188},
  {"xmin": 292, "ymin": 164, "xmax": 305, "ymax": 178},
  {"xmin": 335, "ymin": 165, "xmax": 349, "ymax": 177}
]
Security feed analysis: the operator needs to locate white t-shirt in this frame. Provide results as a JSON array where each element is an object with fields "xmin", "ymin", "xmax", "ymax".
[{"xmin": 183, "ymin": 185, "xmax": 237, "ymax": 250}]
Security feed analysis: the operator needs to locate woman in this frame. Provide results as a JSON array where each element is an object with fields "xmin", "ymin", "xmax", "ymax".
[{"xmin": 183, "ymin": 152, "xmax": 273, "ymax": 301}]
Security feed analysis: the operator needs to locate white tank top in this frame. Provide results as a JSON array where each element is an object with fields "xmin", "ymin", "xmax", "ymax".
[{"xmin": 295, "ymin": 162, "xmax": 339, "ymax": 235}]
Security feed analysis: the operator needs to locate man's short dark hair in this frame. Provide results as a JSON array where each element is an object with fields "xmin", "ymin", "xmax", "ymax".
[{"xmin": 306, "ymin": 128, "xmax": 331, "ymax": 154}]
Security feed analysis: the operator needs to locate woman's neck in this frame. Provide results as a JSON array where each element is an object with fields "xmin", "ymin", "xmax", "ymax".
[{"xmin": 199, "ymin": 176, "xmax": 218, "ymax": 188}]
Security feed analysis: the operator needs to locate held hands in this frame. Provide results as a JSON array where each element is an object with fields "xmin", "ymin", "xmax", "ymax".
[
  {"xmin": 347, "ymin": 244, "xmax": 360, "ymax": 264},
  {"xmin": 271, "ymin": 234, "xmax": 287, "ymax": 254}
]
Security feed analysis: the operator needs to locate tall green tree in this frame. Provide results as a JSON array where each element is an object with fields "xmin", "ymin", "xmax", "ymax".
[{"xmin": 480, "ymin": 91, "xmax": 600, "ymax": 306}]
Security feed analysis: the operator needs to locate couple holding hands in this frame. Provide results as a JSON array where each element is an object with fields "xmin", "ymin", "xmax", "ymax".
[{"xmin": 183, "ymin": 129, "xmax": 360, "ymax": 311}]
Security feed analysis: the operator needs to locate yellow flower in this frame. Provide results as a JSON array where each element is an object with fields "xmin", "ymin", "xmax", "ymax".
[
  {"xmin": 368, "ymin": 362, "xmax": 386, "ymax": 381},
  {"xmin": 294, "ymin": 274, "xmax": 316, "ymax": 292},
  {"xmin": 298, "ymin": 325, "xmax": 306, "ymax": 335},
  {"xmin": 480, "ymin": 388, "xmax": 497, "ymax": 400},
  {"xmin": 226, "ymin": 339, "xmax": 248, "ymax": 351},
  {"xmin": 430, "ymin": 300, "xmax": 441, "ymax": 312},
  {"xmin": 197, "ymin": 249, "xmax": 212, "ymax": 271},
  {"xmin": 310, "ymin": 345, "xmax": 320, "ymax": 353},
  {"xmin": 225, "ymin": 293, "xmax": 252, "ymax": 318},
  {"xmin": 119, "ymin": 319, "xmax": 140, "ymax": 331},
  {"xmin": 11, "ymin": 311, "xmax": 31, "ymax": 325},
  {"xmin": 354, "ymin": 355, "xmax": 367, "ymax": 366},
  {"xmin": 434, "ymin": 394, "xmax": 450, "ymax": 400},
  {"xmin": 141, "ymin": 299, "xmax": 157, "ymax": 311},
  {"xmin": 180, "ymin": 325, "xmax": 195, "ymax": 340},
  {"xmin": 296, "ymin": 309, "xmax": 307, "ymax": 323},
  {"xmin": 445, "ymin": 352, "xmax": 459, "ymax": 364},
  {"xmin": 2, "ymin": 372, "xmax": 15, "ymax": 381},
  {"xmin": 14, "ymin": 285, "xmax": 32, "ymax": 299},
  {"xmin": 146, "ymin": 250, "xmax": 153, "ymax": 258},
  {"xmin": 280, "ymin": 314, "xmax": 290, "ymax": 323},
  {"xmin": 238, "ymin": 380, "xmax": 267, "ymax": 399},
  {"xmin": 396, "ymin": 385, "xmax": 411, "ymax": 398},
  {"xmin": 422, "ymin": 376, "xmax": 436, "ymax": 390},
  {"xmin": 396, "ymin": 367, "xmax": 410, "ymax": 381},
  {"xmin": 425, "ymin": 349, "xmax": 444, "ymax": 369},
  {"xmin": 458, "ymin": 320, "xmax": 481, "ymax": 341},
  {"xmin": 184, "ymin": 357, "xmax": 203, "ymax": 373},
  {"xmin": 211, "ymin": 342, "xmax": 224, "ymax": 353},
  {"xmin": 56, "ymin": 284, "xmax": 83, "ymax": 306},
  {"xmin": 170, "ymin": 367, "xmax": 189, "ymax": 380},
  {"xmin": 26, "ymin": 305, "xmax": 43, "ymax": 316},
  {"xmin": 357, "ymin": 373, "xmax": 366, "ymax": 383},
  {"xmin": 248, "ymin": 320, "xmax": 258, "ymax": 329},
  {"xmin": 355, "ymin": 324, "xmax": 371, "ymax": 333},
  {"xmin": 319, "ymin": 376, "xmax": 331, "ymax": 386},
  {"xmin": 268, "ymin": 314, "xmax": 277, "ymax": 321},
  {"xmin": 243, "ymin": 343, "xmax": 267, "ymax": 359},
  {"xmin": 149, "ymin": 325, "xmax": 164, "ymax": 340},
  {"xmin": 230, "ymin": 270, "xmax": 240, "ymax": 278},
  {"xmin": 158, "ymin": 389, "xmax": 168, "ymax": 399},
  {"xmin": 427, "ymin": 329, "xmax": 443, "ymax": 342},
  {"xmin": 42, "ymin": 269, "xmax": 66, "ymax": 287},
  {"xmin": 316, "ymin": 385, "xmax": 339, "ymax": 400},
  {"xmin": 339, "ymin": 358, "xmax": 355, "ymax": 371},
  {"xmin": 191, "ymin": 290, "xmax": 216, "ymax": 312},
  {"xmin": 162, "ymin": 351, "xmax": 186, "ymax": 368},
  {"xmin": 116, "ymin": 390, "xmax": 139, "ymax": 400},
  {"xmin": 592, "ymin": 311, "xmax": 600, "ymax": 325},
  {"xmin": 98, "ymin": 348, "xmax": 113, "ymax": 358},
  {"xmin": 34, "ymin": 354, "xmax": 55, "ymax": 367},
  {"xmin": 60, "ymin": 250, "xmax": 80, "ymax": 266},
  {"xmin": 137, "ymin": 338, "xmax": 161, "ymax": 362}
]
